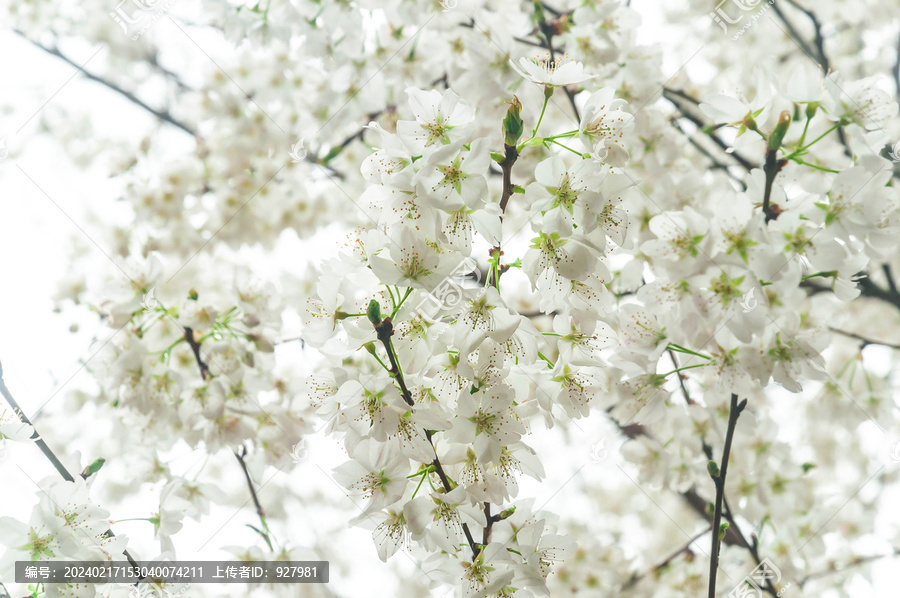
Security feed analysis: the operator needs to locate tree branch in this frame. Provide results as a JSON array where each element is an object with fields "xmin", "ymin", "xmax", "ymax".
[
  {"xmin": 828, "ymin": 327, "xmax": 900, "ymax": 351},
  {"xmin": 622, "ymin": 526, "xmax": 710, "ymax": 590},
  {"xmin": 762, "ymin": 149, "xmax": 787, "ymax": 222},
  {"xmin": 799, "ymin": 549, "xmax": 900, "ymax": 588},
  {"xmin": 708, "ymin": 393, "xmax": 747, "ymax": 598},
  {"xmin": 184, "ymin": 327, "xmax": 210, "ymax": 380},
  {"xmin": 15, "ymin": 31, "xmax": 195, "ymax": 136},
  {"xmin": 234, "ymin": 446, "xmax": 274, "ymax": 550},
  {"xmin": 662, "ymin": 88, "xmax": 759, "ymax": 173},
  {"xmin": 0, "ymin": 362, "xmax": 141, "ymax": 570},
  {"xmin": 372, "ymin": 316, "xmax": 482, "ymax": 559}
]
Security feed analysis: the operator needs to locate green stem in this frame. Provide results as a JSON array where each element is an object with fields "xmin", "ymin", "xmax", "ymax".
[
  {"xmin": 784, "ymin": 123, "xmax": 840, "ymax": 158},
  {"xmin": 546, "ymin": 138, "xmax": 584, "ymax": 156},
  {"xmin": 392, "ymin": 288, "xmax": 413, "ymax": 318},
  {"xmin": 545, "ymin": 130, "xmax": 579, "ymax": 140},
  {"xmin": 537, "ymin": 351, "xmax": 555, "ymax": 368},
  {"xmin": 801, "ymin": 270, "xmax": 836, "ymax": 281},
  {"xmin": 531, "ymin": 94, "xmax": 551, "ymax": 139},
  {"xmin": 113, "ymin": 517, "xmax": 156, "ymax": 523},
  {"xmin": 667, "ymin": 343, "xmax": 714, "ymax": 361},
  {"xmin": 411, "ymin": 471, "xmax": 428, "ymax": 499},
  {"xmin": 796, "ymin": 115, "xmax": 812, "ymax": 148},
  {"xmin": 660, "ymin": 363, "xmax": 710, "ymax": 377},
  {"xmin": 793, "ymin": 158, "xmax": 839, "ymax": 173}
]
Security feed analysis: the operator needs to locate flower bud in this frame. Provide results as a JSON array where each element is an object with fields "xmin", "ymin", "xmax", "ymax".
[
  {"xmin": 767, "ymin": 110, "xmax": 792, "ymax": 152},
  {"xmin": 367, "ymin": 300, "xmax": 382, "ymax": 325},
  {"xmin": 503, "ymin": 96, "xmax": 524, "ymax": 147},
  {"xmin": 718, "ymin": 522, "xmax": 729, "ymax": 541}
]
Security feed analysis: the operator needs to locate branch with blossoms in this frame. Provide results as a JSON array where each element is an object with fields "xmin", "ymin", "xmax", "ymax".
[{"xmin": 0, "ymin": 363, "xmax": 142, "ymax": 572}]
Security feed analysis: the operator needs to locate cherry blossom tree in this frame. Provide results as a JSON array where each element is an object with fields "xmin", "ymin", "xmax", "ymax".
[{"xmin": 3, "ymin": 0, "xmax": 900, "ymax": 597}]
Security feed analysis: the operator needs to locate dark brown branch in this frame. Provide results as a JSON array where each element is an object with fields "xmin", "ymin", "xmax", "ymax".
[
  {"xmin": 15, "ymin": 31, "xmax": 195, "ymax": 136},
  {"xmin": 721, "ymin": 495, "xmax": 778, "ymax": 597},
  {"xmin": 670, "ymin": 117, "xmax": 749, "ymax": 191},
  {"xmin": 762, "ymin": 150, "xmax": 787, "ymax": 222},
  {"xmin": 622, "ymin": 526, "xmax": 711, "ymax": 590},
  {"xmin": 895, "ymin": 32, "xmax": 900, "ymax": 100},
  {"xmin": 183, "ymin": 327, "xmax": 210, "ymax": 380},
  {"xmin": 783, "ymin": 0, "xmax": 830, "ymax": 72},
  {"xmin": 427, "ymin": 439, "xmax": 479, "ymax": 558},
  {"xmin": 374, "ymin": 318, "xmax": 414, "ymax": 406},
  {"xmin": 235, "ymin": 446, "xmax": 273, "ymax": 550},
  {"xmin": 770, "ymin": 4, "xmax": 820, "ymax": 69},
  {"xmin": 0, "ymin": 363, "xmax": 141, "ymax": 570},
  {"xmin": 883, "ymin": 264, "xmax": 899, "ymax": 297},
  {"xmin": 617, "ymin": 420, "xmax": 750, "ymax": 550},
  {"xmin": 372, "ymin": 317, "xmax": 481, "ymax": 559},
  {"xmin": 662, "ymin": 88, "xmax": 759, "ymax": 173},
  {"xmin": 708, "ymin": 393, "xmax": 747, "ymax": 598},
  {"xmin": 829, "ymin": 327, "xmax": 900, "ymax": 351},
  {"xmin": 667, "ymin": 349, "xmax": 696, "ymax": 406},
  {"xmin": 799, "ymin": 549, "xmax": 900, "ymax": 588}
]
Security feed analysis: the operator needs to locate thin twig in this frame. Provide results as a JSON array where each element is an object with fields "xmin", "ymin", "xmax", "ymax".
[
  {"xmin": 799, "ymin": 549, "xmax": 900, "ymax": 588},
  {"xmin": 235, "ymin": 447, "xmax": 274, "ymax": 551},
  {"xmin": 721, "ymin": 495, "xmax": 778, "ymax": 597},
  {"xmin": 0, "ymin": 363, "xmax": 141, "ymax": 570},
  {"xmin": 622, "ymin": 526, "xmax": 710, "ymax": 590},
  {"xmin": 184, "ymin": 327, "xmax": 210, "ymax": 380},
  {"xmin": 828, "ymin": 327, "xmax": 900, "ymax": 351},
  {"xmin": 762, "ymin": 149, "xmax": 787, "ymax": 222},
  {"xmin": 708, "ymin": 393, "xmax": 747, "ymax": 598},
  {"xmin": 667, "ymin": 349, "xmax": 696, "ymax": 406},
  {"xmin": 662, "ymin": 88, "xmax": 758, "ymax": 173},
  {"xmin": 371, "ymin": 316, "xmax": 482, "ymax": 559},
  {"xmin": 15, "ymin": 31, "xmax": 195, "ymax": 136}
]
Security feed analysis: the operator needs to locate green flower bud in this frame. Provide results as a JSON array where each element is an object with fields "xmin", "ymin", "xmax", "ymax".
[
  {"xmin": 367, "ymin": 300, "xmax": 382, "ymax": 325},
  {"xmin": 708, "ymin": 460, "xmax": 720, "ymax": 479},
  {"xmin": 81, "ymin": 458, "xmax": 106, "ymax": 479},
  {"xmin": 503, "ymin": 96, "xmax": 524, "ymax": 147},
  {"xmin": 767, "ymin": 110, "xmax": 792, "ymax": 152},
  {"xmin": 805, "ymin": 102, "xmax": 818, "ymax": 120},
  {"xmin": 718, "ymin": 522, "xmax": 729, "ymax": 541}
]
